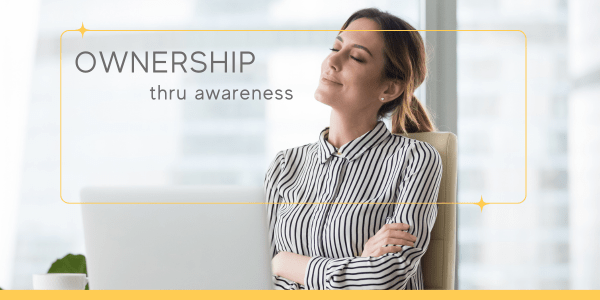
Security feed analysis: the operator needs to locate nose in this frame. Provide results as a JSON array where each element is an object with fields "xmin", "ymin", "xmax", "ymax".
[{"xmin": 326, "ymin": 50, "xmax": 342, "ymax": 72}]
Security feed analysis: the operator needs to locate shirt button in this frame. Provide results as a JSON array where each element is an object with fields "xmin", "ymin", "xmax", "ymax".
[{"xmin": 336, "ymin": 151, "xmax": 342, "ymax": 155}]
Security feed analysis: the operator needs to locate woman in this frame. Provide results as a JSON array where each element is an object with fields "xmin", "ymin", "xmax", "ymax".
[{"xmin": 264, "ymin": 8, "xmax": 443, "ymax": 290}]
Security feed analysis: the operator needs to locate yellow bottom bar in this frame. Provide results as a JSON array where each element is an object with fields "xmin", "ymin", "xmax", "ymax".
[{"xmin": 1, "ymin": 290, "xmax": 600, "ymax": 300}]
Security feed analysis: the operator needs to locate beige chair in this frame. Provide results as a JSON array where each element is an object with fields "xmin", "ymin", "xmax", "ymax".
[{"xmin": 397, "ymin": 131, "xmax": 457, "ymax": 290}]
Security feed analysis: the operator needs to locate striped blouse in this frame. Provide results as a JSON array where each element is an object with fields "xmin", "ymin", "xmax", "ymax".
[{"xmin": 264, "ymin": 120, "xmax": 443, "ymax": 290}]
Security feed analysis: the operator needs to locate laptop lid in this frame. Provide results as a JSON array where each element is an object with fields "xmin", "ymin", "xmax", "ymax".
[{"xmin": 80, "ymin": 186, "xmax": 273, "ymax": 290}]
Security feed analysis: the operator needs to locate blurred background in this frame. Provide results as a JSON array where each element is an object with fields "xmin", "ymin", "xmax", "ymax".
[{"xmin": 1, "ymin": 0, "xmax": 599, "ymax": 290}]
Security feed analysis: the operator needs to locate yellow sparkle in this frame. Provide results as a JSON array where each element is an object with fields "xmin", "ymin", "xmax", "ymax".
[
  {"xmin": 77, "ymin": 23, "xmax": 88, "ymax": 38},
  {"xmin": 476, "ymin": 195, "xmax": 488, "ymax": 212}
]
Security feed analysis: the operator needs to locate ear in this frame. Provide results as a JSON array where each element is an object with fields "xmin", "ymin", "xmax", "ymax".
[{"xmin": 379, "ymin": 79, "xmax": 406, "ymax": 103}]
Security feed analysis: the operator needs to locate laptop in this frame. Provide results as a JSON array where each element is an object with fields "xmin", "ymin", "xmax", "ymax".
[{"xmin": 80, "ymin": 186, "xmax": 274, "ymax": 290}]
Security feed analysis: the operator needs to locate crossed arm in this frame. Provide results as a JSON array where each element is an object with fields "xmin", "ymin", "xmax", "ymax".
[
  {"xmin": 272, "ymin": 221, "xmax": 418, "ymax": 285},
  {"xmin": 266, "ymin": 141, "xmax": 442, "ymax": 289}
]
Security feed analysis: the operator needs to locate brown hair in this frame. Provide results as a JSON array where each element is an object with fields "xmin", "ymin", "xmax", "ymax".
[{"xmin": 340, "ymin": 8, "xmax": 436, "ymax": 134}]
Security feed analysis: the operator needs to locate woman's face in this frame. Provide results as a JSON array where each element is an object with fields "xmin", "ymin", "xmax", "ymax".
[{"xmin": 314, "ymin": 17, "xmax": 389, "ymax": 115}]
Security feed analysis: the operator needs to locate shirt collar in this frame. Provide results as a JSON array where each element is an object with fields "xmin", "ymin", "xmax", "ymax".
[{"xmin": 318, "ymin": 121, "xmax": 392, "ymax": 164}]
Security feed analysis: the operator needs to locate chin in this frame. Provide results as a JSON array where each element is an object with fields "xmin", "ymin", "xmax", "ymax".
[
  {"xmin": 314, "ymin": 91, "xmax": 332, "ymax": 107},
  {"xmin": 314, "ymin": 87, "xmax": 336, "ymax": 107}
]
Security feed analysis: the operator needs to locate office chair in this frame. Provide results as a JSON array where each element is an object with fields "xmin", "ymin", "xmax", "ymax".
[{"xmin": 398, "ymin": 131, "xmax": 458, "ymax": 290}]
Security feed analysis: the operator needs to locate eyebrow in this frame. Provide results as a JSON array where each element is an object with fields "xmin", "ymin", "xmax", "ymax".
[{"xmin": 336, "ymin": 35, "xmax": 373, "ymax": 57}]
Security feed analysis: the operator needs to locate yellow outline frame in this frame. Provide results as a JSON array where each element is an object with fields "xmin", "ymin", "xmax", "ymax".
[{"xmin": 60, "ymin": 26, "xmax": 527, "ymax": 208}]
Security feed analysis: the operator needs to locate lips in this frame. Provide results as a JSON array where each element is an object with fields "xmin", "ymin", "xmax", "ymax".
[{"xmin": 321, "ymin": 74, "xmax": 342, "ymax": 85}]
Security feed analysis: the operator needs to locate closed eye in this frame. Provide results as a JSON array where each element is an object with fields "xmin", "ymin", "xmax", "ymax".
[{"xmin": 329, "ymin": 48, "xmax": 364, "ymax": 63}]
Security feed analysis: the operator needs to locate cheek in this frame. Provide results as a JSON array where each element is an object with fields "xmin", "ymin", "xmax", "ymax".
[
  {"xmin": 349, "ymin": 72, "xmax": 380, "ymax": 96},
  {"xmin": 320, "ymin": 56, "xmax": 330, "ymax": 70}
]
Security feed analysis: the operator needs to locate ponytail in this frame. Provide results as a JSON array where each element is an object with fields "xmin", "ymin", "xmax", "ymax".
[{"xmin": 391, "ymin": 95, "xmax": 436, "ymax": 134}]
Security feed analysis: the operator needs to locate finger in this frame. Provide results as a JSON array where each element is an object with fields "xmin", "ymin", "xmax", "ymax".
[
  {"xmin": 371, "ymin": 236, "xmax": 414, "ymax": 251},
  {"xmin": 380, "ymin": 239, "xmax": 414, "ymax": 248},
  {"xmin": 376, "ymin": 223, "xmax": 410, "ymax": 237},
  {"xmin": 378, "ymin": 237, "xmax": 415, "ymax": 247},
  {"xmin": 372, "ymin": 228, "xmax": 416, "ymax": 246},
  {"xmin": 386, "ymin": 222, "xmax": 411, "ymax": 231},
  {"xmin": 386, "ymin": 230, "xmax": 417, "ymax": 242},
  {"xmin": 376, "ymin": 222, "xmax": 408, "ymax": 234},
  {"xmin": 377, "ymin": 245, "xmax": 403, "ymax": 256}
]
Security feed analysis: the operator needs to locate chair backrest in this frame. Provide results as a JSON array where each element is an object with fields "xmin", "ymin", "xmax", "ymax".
[{"xmin": 397, "ymin": 131, "xmax": 457, "ymax": 290}]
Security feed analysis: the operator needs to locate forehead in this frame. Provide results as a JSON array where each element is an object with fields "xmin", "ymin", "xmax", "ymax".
[{"xmin": 339, "ymin": 18, "xmax": 384, "ymax": 53}]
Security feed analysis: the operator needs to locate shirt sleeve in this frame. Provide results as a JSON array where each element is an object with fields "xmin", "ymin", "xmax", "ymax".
[
  {"xmin": 264, "ymin": 150, "xmax": 285, "ymax": 260},
  {"xmin": 303, "ymin": 141, "xmax": 443, "ymax": 290}
]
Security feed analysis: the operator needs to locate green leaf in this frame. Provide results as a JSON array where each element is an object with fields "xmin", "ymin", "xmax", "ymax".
[
  {"xmin": 47, "ymin": 254, "xmax": 89, "ymax": 290},
  {"xmin": 48, "ymin": 254, "xmax": 86, "ymax": 273}
]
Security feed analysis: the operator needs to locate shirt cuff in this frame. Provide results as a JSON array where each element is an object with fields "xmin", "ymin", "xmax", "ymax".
[{"xmin": 304, "ymin": 256, "xmax": 332, "ymax": 290}]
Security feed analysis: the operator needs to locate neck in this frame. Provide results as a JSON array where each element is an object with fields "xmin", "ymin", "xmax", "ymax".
[{"xmin": 327, "ymin": 109, "xmax": 379, "ymax": 149}]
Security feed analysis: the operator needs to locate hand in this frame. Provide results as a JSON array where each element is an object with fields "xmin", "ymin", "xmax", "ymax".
[{"xmin": 360, "ymin": 223, "xmax": 416, "ymax": 258}]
